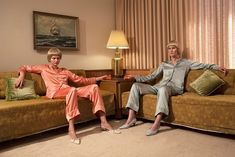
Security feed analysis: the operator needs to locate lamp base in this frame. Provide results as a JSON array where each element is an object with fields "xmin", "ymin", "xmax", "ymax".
[{"xmin": 112, "ymin": 57, "xmax": 123, "ymax": 77}]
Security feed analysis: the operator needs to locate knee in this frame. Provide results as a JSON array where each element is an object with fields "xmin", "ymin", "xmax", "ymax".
[
  {"xmin": 131, "ymin": 83, "xmax": 141, "ymax": 91},
  {"xmin": 90, "ymin": 84, "xmax": 99, "ymax": 92},
  {"xmin": 66, "ymin": 87, "xmax": 77, "ymax": 98},
  {"xmin": 70, "ymin": 87, "xmax": 77, "ymax": 93},
  {"xmin": 158, "ymin": 87, "xmax": 168, "ymax": 95}
]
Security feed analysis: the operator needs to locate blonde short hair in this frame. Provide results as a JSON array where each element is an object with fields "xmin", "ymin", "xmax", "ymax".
[
  {"xmin": 167, "ymin": 41, "xmax": 179, "ymax": 48},
  {"xmin": 47, "ymin": 48, "xmax": 62, "ymax": 62}
]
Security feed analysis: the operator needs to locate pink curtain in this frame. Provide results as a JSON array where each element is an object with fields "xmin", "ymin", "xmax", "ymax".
[{"xmin": 116, "ymin": 0, "xmax": 235, "ymax": 69}]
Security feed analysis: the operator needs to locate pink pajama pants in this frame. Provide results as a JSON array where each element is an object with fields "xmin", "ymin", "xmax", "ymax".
[{"xmin": 54, "ymin": 84, "xmax": 106, "ymax": 121}]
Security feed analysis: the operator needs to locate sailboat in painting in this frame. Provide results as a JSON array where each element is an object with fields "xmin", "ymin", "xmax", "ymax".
[{"xmin": 50, "ymin": 21, "xmax": 60, "ymax": 36}]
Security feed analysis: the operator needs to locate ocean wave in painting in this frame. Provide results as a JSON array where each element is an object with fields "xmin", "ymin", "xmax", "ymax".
[{"xmin": 35, "ymin": 35, "xmax": 76, "ymax": 48}]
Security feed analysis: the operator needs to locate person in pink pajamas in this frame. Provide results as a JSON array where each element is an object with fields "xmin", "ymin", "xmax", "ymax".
[{"xmin": 15, "ymin": 48, "xmax": 119, "ymax": 145}]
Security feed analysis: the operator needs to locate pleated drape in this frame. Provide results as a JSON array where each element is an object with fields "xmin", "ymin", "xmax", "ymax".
[{"xmin": 116, "ymin": 0, "xmax": 235, "ymax": 69}]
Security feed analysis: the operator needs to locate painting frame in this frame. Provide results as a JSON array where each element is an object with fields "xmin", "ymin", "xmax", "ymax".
[{"xmin": 33, "ymin": 11, "xmax": 79, "ymax": 50}]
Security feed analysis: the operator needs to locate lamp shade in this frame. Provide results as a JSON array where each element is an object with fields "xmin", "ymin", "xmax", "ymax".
[{"xmin": 106, "ymin": 30, "xmax": 129, "ymax": 49}]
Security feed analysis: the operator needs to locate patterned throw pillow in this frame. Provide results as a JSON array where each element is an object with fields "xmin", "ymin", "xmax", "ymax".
[
  {"xmin": 189, "ymin": 70, "xmax": 225, "ymax": 96},
  {"xmin": 5, "ymin": 77, "xmax": 39, "ymax": 101}
]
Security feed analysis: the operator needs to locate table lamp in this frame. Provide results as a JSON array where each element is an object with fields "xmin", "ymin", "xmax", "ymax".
[{"xmin": 106, "ymin": 30, "xmax": 129, "ymax": 77}]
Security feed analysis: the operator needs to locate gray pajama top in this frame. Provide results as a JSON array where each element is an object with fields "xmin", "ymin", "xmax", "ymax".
[{"xmin": 134, "ymin": 59, "xmax": 219, "ymax": 94}]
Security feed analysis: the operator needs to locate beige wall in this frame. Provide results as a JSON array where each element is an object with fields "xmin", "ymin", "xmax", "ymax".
[{"xmin": 0, "ymin": 0, "xmax": 115, "ymax": 71}]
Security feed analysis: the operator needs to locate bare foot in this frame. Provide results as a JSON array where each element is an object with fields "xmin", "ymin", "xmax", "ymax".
[
  {"xmin": 68, "ymin": 129, "xmax": 81, "ymax": 144},
  {"xmin": 101, "ymin": 122, "xmax": 113, "ymax": 131},
  {"xmin": 68, "ymin": 129, "xmax": 78, "ymax": 139}
]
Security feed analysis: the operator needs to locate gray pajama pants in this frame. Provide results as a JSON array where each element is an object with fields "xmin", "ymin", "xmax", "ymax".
[{"xmin": 126, "ymin": 82, "xmax": 180, "ymax": 116}]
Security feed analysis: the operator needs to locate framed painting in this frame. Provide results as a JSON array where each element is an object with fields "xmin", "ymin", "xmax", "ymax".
[{"xmin": 33, "ymin": 11, "xmax": 79, "ymax": 50}]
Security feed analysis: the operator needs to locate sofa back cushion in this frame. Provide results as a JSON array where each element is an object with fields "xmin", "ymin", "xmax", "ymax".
[
  {"xmin": 0, "ymin": 69, "xmax": 86, "ymax": 99},
  {"xmin": 68, "ymin": 69, "xmax": 86, "ymax": 87},
  {"xmin": 24, "ymin": 73, "xmax": 47, "ymax": 96}
]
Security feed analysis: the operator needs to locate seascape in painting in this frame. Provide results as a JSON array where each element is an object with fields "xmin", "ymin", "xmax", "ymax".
[{"xmin": 33, "ymin": 11, "xmax": 78, "ymax": 50}]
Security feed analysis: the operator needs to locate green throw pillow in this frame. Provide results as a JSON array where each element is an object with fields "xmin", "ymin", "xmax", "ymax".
[
  {"xmin": 189, "ymin": 70, "xmax": 225, "ymax": 96},
  {"xmin": 5, "ymin": 77, "xmax": 39, "ymax": 101}
]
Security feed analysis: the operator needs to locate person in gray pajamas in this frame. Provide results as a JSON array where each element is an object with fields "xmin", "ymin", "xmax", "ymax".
[{"xmin": 119, "ymin": 41, "xmax": 227, "ymax": 136}]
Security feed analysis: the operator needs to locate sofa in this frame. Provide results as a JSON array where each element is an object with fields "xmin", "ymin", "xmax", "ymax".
[
  {"xmin": 122, "ymin": 69, "xmax": 235, "ymax": 134},
  {"xmin": 0, "ymin": 70, "xmax": 115, "ymax": 142}
]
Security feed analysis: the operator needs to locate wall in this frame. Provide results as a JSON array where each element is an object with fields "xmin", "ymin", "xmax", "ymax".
[{"xmin": 0, "ymin": 0, "xmax": 115, "ymax": 71}]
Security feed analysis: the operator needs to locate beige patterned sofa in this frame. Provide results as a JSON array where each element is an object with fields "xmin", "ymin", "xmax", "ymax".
[
  {"xmin": 122, "ymin": 69, "xmax": 235, "ymax": 134},
  {"xmin": 0, "ymin": 70, "xmax": 115, "ymax": 142}
]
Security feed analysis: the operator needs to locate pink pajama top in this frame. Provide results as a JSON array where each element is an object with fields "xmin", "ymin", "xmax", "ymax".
[{"xmin": 18, "ymin": 64, "xmax": 97, "ymax": 98}]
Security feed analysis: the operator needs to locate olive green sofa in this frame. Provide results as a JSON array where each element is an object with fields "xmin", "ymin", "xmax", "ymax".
[
  {"xmin": 122, "ymin": 69, "xmax": 235, "ymax": 134},
  {"xmin": 0, "ymin": 70, "xmax": 115, "ymax": 142}
]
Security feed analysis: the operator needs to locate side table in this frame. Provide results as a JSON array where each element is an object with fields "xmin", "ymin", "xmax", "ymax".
[{"xmin": 99, "ymin": 78, "xmax": 134, "ymax": 119}]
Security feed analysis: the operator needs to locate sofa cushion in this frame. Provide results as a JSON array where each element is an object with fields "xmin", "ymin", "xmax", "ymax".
[
  {"xmin": 189, "ymin": 70, "xmax": 225, "ymax": 96},
  {"xmin": 185, "ymin": 69, "xmax": 235, "ymax": 95},
  {"xmin": 0, "ymin": 72, "xmax": 19, "ymax": 99},
  {"xmin": 5, "ymin": 77, "xmax": 39, "ymax": 101},
  {"xmin": 69, "ymin": 69, "xmax": 86, "ymax": 77}
]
